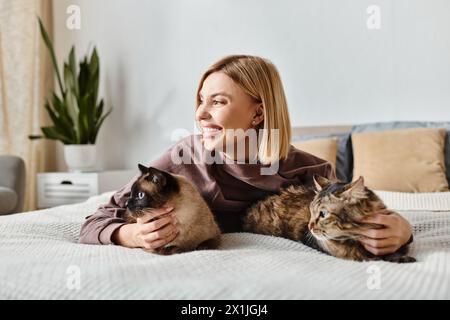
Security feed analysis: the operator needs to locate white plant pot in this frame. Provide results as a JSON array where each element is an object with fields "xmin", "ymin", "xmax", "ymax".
[{"xmin": 64, "ymin": 144, "xmax": 97, "ymax": 172}]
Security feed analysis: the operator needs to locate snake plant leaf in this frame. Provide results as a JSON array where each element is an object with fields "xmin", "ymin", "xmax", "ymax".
[
  {"xmin": 63, "ymin": 63, "xmax": 76, "ymax": 95},
  {"xmin": 44, "ymin": 100, "xmax": 59, "ymax": 125},
  {"xmin": 78, "ymin": 58, "xmax": 90, "ymax": 98},
  {"xmin": 68, "ymin": 46, "xmax": 79, "ymax": 98},
  {"xmin": 91, "ymin": 99, "xmax": 105, "ymax": 143},
  {"xmin": 41, "ymin": 126, "xmax": 72, "ymax": 145},
  {"xmin": 44, "ymin": 101, "xmax": 73, "ymax": 141},
  {"xmin": 85, "ymin": 93, "xmax": 95, "ymax": 142},
  {"xmin": 96, "ymin": 99, "xmax": 104, "ymax": 122},
  {"xmin": 93, "ymin": 106, "xmax": 112, "ymax": 143},
  {"xmin": 43, "ymin": 105, "xmax": 63, "ymax": 139},
  {"xmin": 78, "ymin": 92, "xmax": 93, "ymax": 144},
  {"xmin": 65, "ymin": 88, "xmax": 80, "ymax": 143},
  {"xmin": 52, "ymin": 93, "xmax": 74, "ymax": 128},
  {"xmin": 51, "ymin": 94, "xmax": 77, "ymax": 143},
  {"xmin": 29, "ymin": 134, "xmax": 44, "ymax": 140},
  {"xmin": 89, "ymin": 48, "xmax": 99, "ymax": 100},
  {"xmin": 37, "ymin": 17, "xmax": 64, "ymax": 96}
]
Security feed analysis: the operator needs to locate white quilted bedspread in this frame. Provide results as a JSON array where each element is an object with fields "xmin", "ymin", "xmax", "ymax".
[{"xmin": 0, "ymin": 191, "xmax": 449, "ymax": 300}]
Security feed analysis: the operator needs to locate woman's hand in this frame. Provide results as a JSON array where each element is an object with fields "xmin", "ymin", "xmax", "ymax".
[
  {"xmin": 354, "ymin": 209, "xmax": 412, "ymax": 256},
  {"xmin": 113, "ymin": 207, "xmax": 180, "ymax": 251}
]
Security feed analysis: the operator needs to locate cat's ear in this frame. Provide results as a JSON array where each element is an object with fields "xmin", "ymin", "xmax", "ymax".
[
  {"xmin": 340, "ymin": 176, "xmax": 367, "ymax": 203},
  {"xmin": 313, "ymin": 174, "xmax": 331, "ymax": 192},
  {"xmin": 147, "ymin": 167, "xmax": 167, "ymax": 187},
  {"xmin": 138, "ymin": 163, "xmax": 148, "ymax": 174}
]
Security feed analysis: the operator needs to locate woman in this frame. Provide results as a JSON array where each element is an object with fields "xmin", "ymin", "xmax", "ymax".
[{"xmin": 79, "ymin": 55, "xmax": 413, "ymax": 255}]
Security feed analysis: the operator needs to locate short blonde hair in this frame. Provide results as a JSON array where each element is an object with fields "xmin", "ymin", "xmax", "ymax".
[{"xmin": 196, "ymin": 55, "xmax": 292, "ymax": 164}]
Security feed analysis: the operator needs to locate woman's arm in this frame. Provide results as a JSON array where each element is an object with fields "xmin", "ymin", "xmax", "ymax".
[
  {"xmin": 78, "ymin": 175, "xmax": 137, "ymax": 245},
  {"xmin": 78, "ymin": 142, "xmax": 180, "ymax": 247}
]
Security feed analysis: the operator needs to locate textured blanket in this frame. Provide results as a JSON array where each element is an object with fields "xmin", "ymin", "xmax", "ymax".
[{"xmin": 0, "ymin": 191, "xmax": 449, "ymax": 299}]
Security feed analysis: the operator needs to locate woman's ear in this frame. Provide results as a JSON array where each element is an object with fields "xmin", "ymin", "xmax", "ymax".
[{"xmin": 252, "ymin": 104, "xmax": 264, "ymax": 126}]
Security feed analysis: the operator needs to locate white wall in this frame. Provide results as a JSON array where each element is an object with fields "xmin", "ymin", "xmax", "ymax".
[{"xmin": 52, "ymin": 0, "xmax": 450, "ymax": 171}]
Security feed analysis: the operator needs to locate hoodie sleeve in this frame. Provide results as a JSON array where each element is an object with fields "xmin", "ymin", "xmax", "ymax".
[{"xmin": 78, "ymin": 175, "xmax": 137, "ymax": 245}]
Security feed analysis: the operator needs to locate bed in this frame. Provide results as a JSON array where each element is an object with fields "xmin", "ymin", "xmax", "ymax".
[
  {"xmin": 2, "ymin": 122, "xmax": 450, "ymax": 299},
  {"xmin": 1, "ymin": 189, "xmax": 449, "ymax": 299}
]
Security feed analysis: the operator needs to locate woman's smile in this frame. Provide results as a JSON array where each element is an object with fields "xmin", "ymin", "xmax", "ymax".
[{"xmin": 201, "ymin": 123, "xmax": 223, "ymax": 139}]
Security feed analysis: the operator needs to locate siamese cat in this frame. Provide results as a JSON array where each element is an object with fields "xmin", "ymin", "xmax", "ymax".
[
  {"xmin": 244, "ymin": 175, "xmax": 415, "ymax": 263},
  {"xmin": 124, "ymin": 164, "xmax": 221, "ymax": 255}
]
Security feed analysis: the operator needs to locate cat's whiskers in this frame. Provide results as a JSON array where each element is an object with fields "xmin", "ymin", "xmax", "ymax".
[
  {"xmin": 304, "ymin": 231, "xmax": 316, "ymax": 246},
  {"xmin": 310, "ymin": 230, "xmax": 331, "ymax": 242},
  {"xmin": 311, "ymin": 230, "xmax": 359, "ymax": 242}
]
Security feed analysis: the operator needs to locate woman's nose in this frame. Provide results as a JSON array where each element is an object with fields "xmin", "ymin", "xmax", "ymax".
[{"xmin": 195, "ymin": 103, "xmax": 211, "ymax": 122}]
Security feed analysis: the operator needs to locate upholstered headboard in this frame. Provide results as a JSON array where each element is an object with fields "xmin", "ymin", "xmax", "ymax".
[
  {"xmin": 292, "ymin": 125, "xmax": 351, "ymax": 137},
  {"xmin": 290, "ymin": 125, "xmax": 353, "ymax": 182},
  {"xmin": 291, "ymin": 121, "xmax": 450, "ymax": 190}
]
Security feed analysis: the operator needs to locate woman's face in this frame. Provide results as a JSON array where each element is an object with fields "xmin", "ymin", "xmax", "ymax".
[{"xmin": 196, "ymin": 72, "xmax": 263, "ymax": 154}]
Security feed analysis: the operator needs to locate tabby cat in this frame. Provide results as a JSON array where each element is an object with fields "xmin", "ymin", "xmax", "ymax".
[{"xmin": 243, "ymin": 174, "xmax": 415, "ymax": 263}]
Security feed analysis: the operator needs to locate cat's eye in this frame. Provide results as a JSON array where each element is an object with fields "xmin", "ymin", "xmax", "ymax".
[
  {"xmin": 137, "ymin": 192, "xmax": 145, "ymax": 200},
  {"xmin": 319, "ymin": 210, "xmax": 329, "ymax": 218}
]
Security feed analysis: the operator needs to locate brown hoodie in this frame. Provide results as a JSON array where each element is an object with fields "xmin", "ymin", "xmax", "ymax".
[{"xmin": 78, "ymin": 135, "xmax": 335, "ymax": 245}]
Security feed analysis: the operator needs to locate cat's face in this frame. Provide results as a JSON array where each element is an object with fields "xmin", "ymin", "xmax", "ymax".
[
  {"xmin": 125, "ymin": 164, "xmax": 179, "ymax": 216},
  {"xmin": 308, "ymin": 175, "xmax": 372, "ymax": 241}
]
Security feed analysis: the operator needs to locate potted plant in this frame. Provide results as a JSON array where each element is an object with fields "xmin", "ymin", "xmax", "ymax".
[{"xmin": 29, "ymin": 18, "xmax": 112, "ymax": 172}]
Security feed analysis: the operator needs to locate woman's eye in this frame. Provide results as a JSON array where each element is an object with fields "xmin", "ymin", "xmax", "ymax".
[
  {"xmin": 137, "ymin": 192, "xmax": 145, "ymax": 200},
  {"xmin": 213, "ymin": 100, "xmax": 224, "ymax": 105},
  {"xmin": 319, "ymin": 210, "xmax": 328, "ymax": 218}
]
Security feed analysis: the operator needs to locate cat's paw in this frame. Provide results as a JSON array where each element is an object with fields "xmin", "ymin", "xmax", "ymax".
[
  {"xmin": 383, "ymin": 253, "xmax": 416, "ymax": 263},
  {"xmin": 157, "ymin": 246, "xmax": 181, "ymax": 255},
  {"xmin": 142, "ymin": 246, "xmax": 180, "ymax": 255},
  {"xmin": 397, "ymin": 256, "xmax": 416, "ymax": 263},
  {"xmin": 196, "ymin": 237, "xmax": 221, "ymax": 250},
  {"xmin": 379, "ymin": 252, "xmax": 417, "ymax": 263}
]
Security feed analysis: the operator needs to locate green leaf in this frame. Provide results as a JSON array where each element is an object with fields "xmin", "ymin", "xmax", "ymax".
[
  {"xmin": 84, "ymin": 94, "xmax": 94, "ymax": 141},
  {"xmin": 89, "ymin": 48, "xmax": 99, "ymax": 75},
  {"xmin": 68, "ymin": 46, "xmax": 79, "ymax": 97},
  {"xmin": 52, "ymin": 93, "xmax": 72, "ymax": 125},
  {"xmin": 64, "ymin": 63, "xmax": 76, "ymax": 95},
  {"xmin": 89, "ymin": 48, "xmax": 100, "ymax": 100},
  {"xmin": 95, "ymin": 99, "xmax": 104, "ymax": 122},
  {"xmin": 92, "ymin": 106, "xmax": 112, "ymax": 143},
  {"xmin": 37, "ymin": 17, "xmax": 65, "ymax": 96},
  {"xmin": 78, "ymin": 92, "xmax": 92, "ymax": 144},
  {"xmin": 44, "ymin": 100, "xmax": 60, "ymax": 125},
  {"xmin": 65, "ymin": 89, "xmax": 80, "ymax": 143},
  {"xmin": 45, "ymin": 100, "xmax": 75, "ymax": 142},
  {"xmin": 28, "ymin": 135, "xmax": 44, "ymax": 140},
  {"xmin": 78, "ymin": 59, "xmax": 90, "ymax": 98},
  {"xmin": 41, "ymin": 126, "xmax": 72, "ymax": 144},
  {"xmin": 51, "ymin": 93, "xmax": 76, "ymax": 142}
]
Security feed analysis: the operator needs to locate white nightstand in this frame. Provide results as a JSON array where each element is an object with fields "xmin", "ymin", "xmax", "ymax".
[{"xmin": 37, "ymin": 170, "xmax": 136, "ymax": 209}]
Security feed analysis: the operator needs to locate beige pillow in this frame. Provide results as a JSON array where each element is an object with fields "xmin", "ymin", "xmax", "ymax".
[
  {"xmin": 292, "ymin": 137, "xmax": 338, "ymax": 169},
  {"xmin": 352, "ymin": 127, "xmax": 449, "ymax": 192}
]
